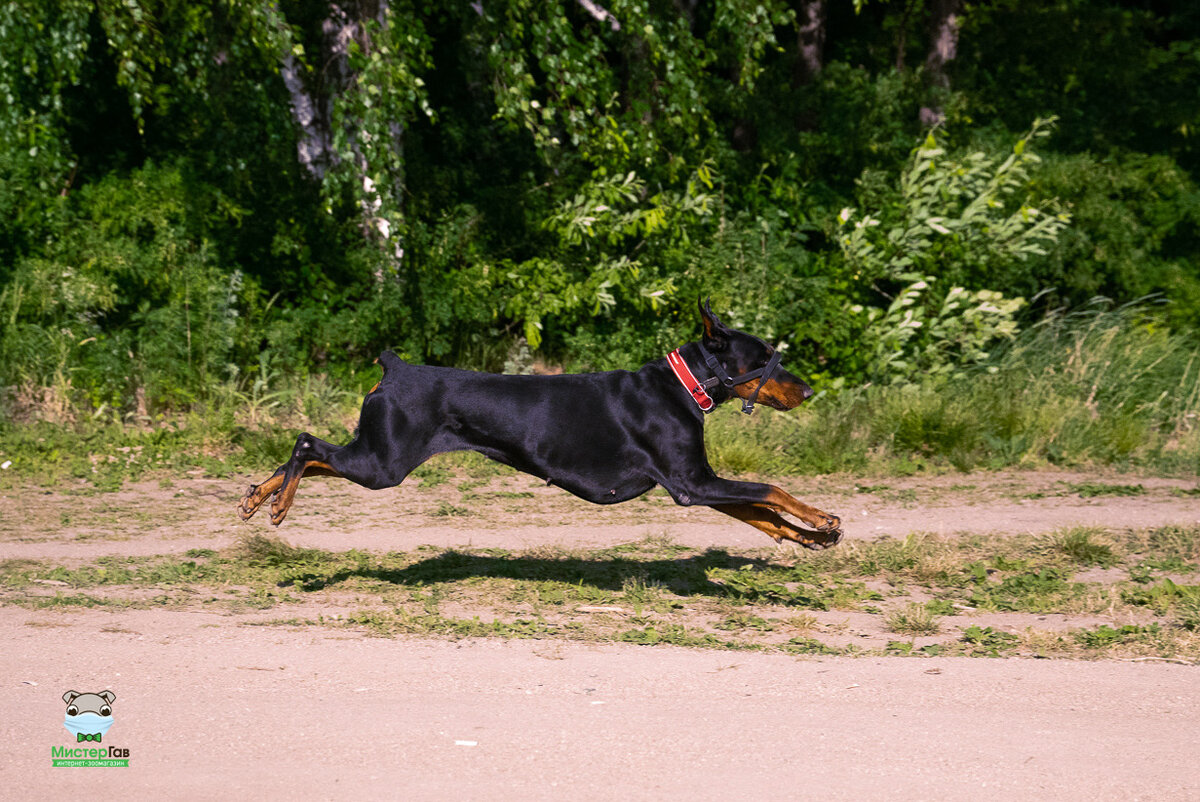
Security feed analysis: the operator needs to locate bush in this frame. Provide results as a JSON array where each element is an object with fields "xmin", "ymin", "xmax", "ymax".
[{"xmin": 1030, "ymin": 151, "xmax": 1200, "ymax": 326}]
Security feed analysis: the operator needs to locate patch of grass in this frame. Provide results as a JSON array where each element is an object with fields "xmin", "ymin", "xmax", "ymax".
[
  {"xmin": 1065, "ymin": 482, "xmax": 1146, "ymax": 498},
  {"xmin": 782, "ymin": 637, "xmax": 842, "ymax": 656},
  {"xmin": 705, "ymin": 564, "xmax": 881, "ymax": 610},
  {"xmin": 6, "ymin": 523, "xmax": 1200, "ymax": 661},
  {"xmin": 237, "ymin": 534, "xmax": 333, "ymax": 567},
  {"xmin": 432, "ymin": 501, "xmax": 472, "ymax": 517},
  {"xmin": 1122, "ymin": 579, "xmax": 1200, "ymax": 615},
  {"xmin": 714, "ymin": 612, "xmax": 777, "ymax": 632},
  {"xmin": 1074, "ymin": 623, "xmax": 1160, "ymax": 649},
  {"xmin": 1140, "ymin": 525, "xmax": 1200, "ymax": 563},
  {"xmin": 25, "ymin": 593, "xmax": 116, "ymax": 609},
  {"xmin": 784, "ymin": 613, "xmax": 820, "ymax": 633},
  {"xmin": 707, "ymin": 439, "xmax": 768, "ymax": 476},
  {"xmin": 967, "ymin": 567, "xmax": 1076, "ymax": 613},
  {"xmin": 411, "ymin": 463, "xmax": 452, "ymax": 488},
  {"xmin": 1129, "ymin": 556, "xmax": 1196, "ymax": 582},
  {"xmin": 1175, "ymin": 599, "xmax": 1200, "ymax": 632},
  {"xmin": 1053, "ymin": 527, "xmax": 1119, "ymax": 567},
  {"xmin": 925, "ymin": 598, "xmax": 958, "ymax": 616},
  {"xmin": 616, "ymin": 624, "xmax": 746, "ymax": 650},
  {"xmin": 960, "ymin": 625, "xmax": 1019, "ymax": 656},
  {"xmin": 885, "ymin": 603, "xmax": 941, "ymax": 635}
]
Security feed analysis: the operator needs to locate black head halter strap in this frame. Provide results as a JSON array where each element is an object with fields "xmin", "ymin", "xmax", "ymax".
[{"xmin": 695, "ymin": 344, "xmax": 784, "ymax": 415}]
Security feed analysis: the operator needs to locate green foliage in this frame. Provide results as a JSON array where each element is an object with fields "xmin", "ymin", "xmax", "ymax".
[
  {"xmin": 1, "ymin": 164, "xmax": 245, "ymax": 408},
  {"xmin": 967, "ymin": 567, "xmax": 1073, "ymax": 613},
  {"xmin": 959, "ymin": 625, "xmax": 1019, "ymax": 656},
  {"xmin": 1030, "ymin": 151, "xmax": 1200, "ymax": 327},
  {"xmin": 838, "ymin": 120, "xmax": 1068, "ymax": 383},
  {"xmin": 957, "ymin": 2, "xmax": 1200, "ymax": 171},
  {"xmin": 1122, "ymin": 579, "xmax": 1200, "ymax": 616},
  {"xmin": 841, "ymin": 119, "xmax": 1070, "ymax": 286},
  {"xmin": 1074, "ymin": 624, "xmax": 1160, "ymax": 650},
  {"xmin": 0, "ymin": 0, "xmax": 1199, "ymax": 429}
]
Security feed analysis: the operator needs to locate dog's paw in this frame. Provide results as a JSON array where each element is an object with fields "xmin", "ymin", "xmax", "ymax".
[
  {"xmin": 815, "ymin": 512, "xmax": 841, "ymax": 532},
  {"xmin": 237, "ymin": 486, "xmax": 262, "ymax": 521},
  {"xmin": 802, "ymin": 527, "xmax": 843, "ymax": 550},
  {"xmin": 268, "ymin": 498, "xmax": 290, "ymax": 527}
]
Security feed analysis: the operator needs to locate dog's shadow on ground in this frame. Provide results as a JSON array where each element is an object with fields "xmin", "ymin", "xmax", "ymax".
[{"xmin": 279, "ymin": 549, "xmax": 775, "ymax": 599}]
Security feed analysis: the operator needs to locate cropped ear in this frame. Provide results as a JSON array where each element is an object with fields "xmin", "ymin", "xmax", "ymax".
[
  {"xmin": 698, "ymin": 297, "xmax": 729, "ymax": 350},
  {"xmin": 62, "ymin": 691, "xmax": 80, "ymax": 705},
  {"xmin": 99, "ymin": 691, "xmax": 116, "ymax": 705}
]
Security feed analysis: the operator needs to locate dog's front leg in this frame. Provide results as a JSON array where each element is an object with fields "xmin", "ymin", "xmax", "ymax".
[
  {"xmin": 711, "ymin": 502, "xmax": 842, "ymax": 549},
  {"xmin": 665, "ymin": 475, "xmax": 843, "ymax": 548}
]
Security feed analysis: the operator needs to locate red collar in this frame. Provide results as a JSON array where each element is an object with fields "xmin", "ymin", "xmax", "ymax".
[{"xmin": 667, "ymin": 349, "xmax": 714, "ymax": 412}]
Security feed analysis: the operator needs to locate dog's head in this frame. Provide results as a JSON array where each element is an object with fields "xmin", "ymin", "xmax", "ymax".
[
  {"xmin": 698, "ymin": 299, "xmax": 814, "ymax": 411},
  {"xmin": 62, "ymin": 690, "xmax": 115, "ymax": 717}
]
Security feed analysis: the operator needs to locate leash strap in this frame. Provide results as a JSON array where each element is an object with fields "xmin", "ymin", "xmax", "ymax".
[{"xmin": 667, "ymin": 349, "xmax": 715, "ymax": 412}]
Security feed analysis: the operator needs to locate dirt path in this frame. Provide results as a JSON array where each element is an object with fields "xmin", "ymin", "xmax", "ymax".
[
  {"xmin": 4, "ymin": 470, "xmax": 1199, "ymax": 560},
  {"xmin": 4, "ymin": 612, "xmax": 1197, "ymax": 801},
  {"xmin": 3, "ymin": 470, "xmax": 1199, "ymax": 799}
]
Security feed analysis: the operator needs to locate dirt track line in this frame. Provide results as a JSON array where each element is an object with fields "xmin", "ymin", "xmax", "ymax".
[{"xmin": 4, "ymin": 482, "xmax": 1200, "ymax": 560}]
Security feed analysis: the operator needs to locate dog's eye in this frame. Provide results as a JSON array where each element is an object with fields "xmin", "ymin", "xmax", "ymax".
[
  {"xmin": 100, "ymin": 706, "xmax": 111, "ymax": 716},
  {"xmin": 67, "ymin": 706, "xmax": 78, "ymax": 716}
]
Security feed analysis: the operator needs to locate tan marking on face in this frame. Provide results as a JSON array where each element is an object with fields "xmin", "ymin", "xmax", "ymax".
[{"xmin": 731, "ymin": 377, "xmax": 808, "ymax": 410}]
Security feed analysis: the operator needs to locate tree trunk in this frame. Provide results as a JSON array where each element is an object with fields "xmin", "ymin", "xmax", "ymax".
[
  {"xmin": 920, "ymin": 0, "xmax": 961, "ymax": 126},
  {"xmin": 793, "ymin": 0, "xmax": 825, "ymax": 87},
  {"xmin": 280, "ymin": 53, "xmax": 331, "ymax": 179},
  {"xmin": 895, "ymin": 0, "xmax": 915, "ymax": 71},
  {"xmin": 925, "ymin": 0, "xmax": 961, "ymax": 87}
]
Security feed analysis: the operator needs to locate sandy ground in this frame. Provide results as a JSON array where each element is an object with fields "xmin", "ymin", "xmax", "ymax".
[
  {"xmin": 4, "ymin": 613, "xmax": 1198, "ymax": 801},
  {"xmin": 4, "ymin": 470, "xmax": 1199, "ymax": 560},
  {"xmin": 3, "ymin": 470, "xmax": 1200, "ymax": 799}
]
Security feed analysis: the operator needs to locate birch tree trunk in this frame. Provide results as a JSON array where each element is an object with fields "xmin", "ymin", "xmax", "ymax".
[
  {"xmin": 920, "ymin": 0, "xmax": 961, "ymax": 126},
  {"xmin": 793, "ymin": 0, "xmax": 826, "ymax": 87}
]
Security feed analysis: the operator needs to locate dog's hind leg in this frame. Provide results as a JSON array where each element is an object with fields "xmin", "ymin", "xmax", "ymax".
[
  {"xmin": 265, "ymin": 433, "xmax": 346, "ymax": 526},
  {"xmin": 238, "ymin": 433, "xmax": 346, "ymax": 526},
  {"xmin": 237, "ymin": 466, "xmax": 286, "ymax": 521}
]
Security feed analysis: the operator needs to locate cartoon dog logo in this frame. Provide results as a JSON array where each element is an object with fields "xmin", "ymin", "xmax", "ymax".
[{"xmin": 62, "ymin": 690, "xmax": 116, "ymax": 743}]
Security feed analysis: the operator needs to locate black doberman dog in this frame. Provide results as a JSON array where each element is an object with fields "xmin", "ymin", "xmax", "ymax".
[{"xmin": 238, "ymin": 301, "xmax": 843, "ymax": 548}]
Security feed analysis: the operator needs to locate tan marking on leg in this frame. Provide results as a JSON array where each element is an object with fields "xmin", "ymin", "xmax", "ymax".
[
  {"xmin": 713, "ymin": 503, "xmax": 842, "ymax": 550},
  {"xmin": 238, "ymin": 471, "xmax": 285, "ymax": 521},
  {"xmin": 269, "ymin": 461, "xmax": 341, "ymax": 526},
  {"xmin": 762, "ymin": 486, "xmax": 842, "ymax": 533}
]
